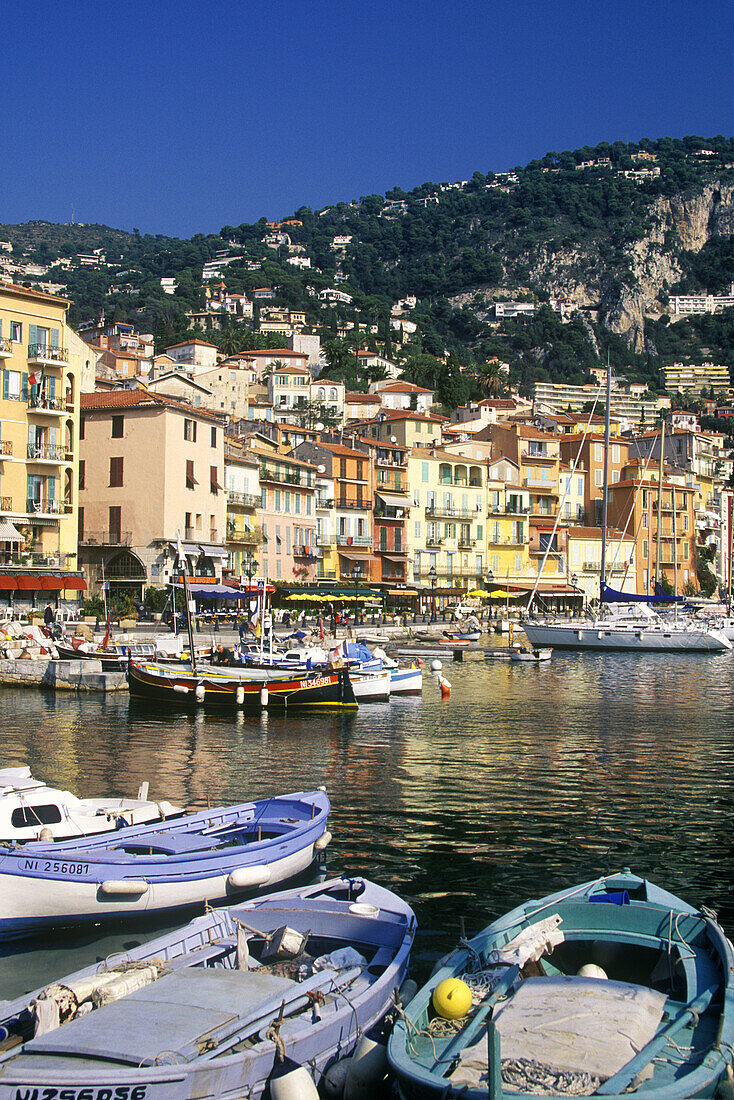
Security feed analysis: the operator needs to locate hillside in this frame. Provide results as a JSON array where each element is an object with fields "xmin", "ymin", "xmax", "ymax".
[{"xmin": 2, "ymin": 135, "xmax": 733, "ymax": 404}]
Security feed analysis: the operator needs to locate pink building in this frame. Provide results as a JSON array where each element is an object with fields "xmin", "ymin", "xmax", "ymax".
[{"xmin": 248, "ymin": 444, "xmax": 318, "ymax": 583}]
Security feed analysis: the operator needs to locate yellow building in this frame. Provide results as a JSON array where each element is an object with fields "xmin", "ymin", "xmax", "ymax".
[
  {"xmin": 485, "ymin": 456, "xmax": 533, "ymax": 585},
  {"xmin": 408, "ymin": 446, "xmax": 487, "ymax": 591},
  {"xmin": 0, "ymin": 282, "xmax": 84, "ymax": 605}
]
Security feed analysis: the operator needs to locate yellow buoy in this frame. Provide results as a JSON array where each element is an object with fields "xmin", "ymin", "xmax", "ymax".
[{"xmin": 432, "ymin": 977, "xmax": 472, "ymax": 1020}]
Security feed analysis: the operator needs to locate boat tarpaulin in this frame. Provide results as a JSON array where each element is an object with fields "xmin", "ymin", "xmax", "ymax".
[
  {"xmin": 188, "ymin": 584, "xmax": 245, "ymax": 600},
  {"xmin": 601, "ymin": 582, "xmax": 680, "ymax": 604}
]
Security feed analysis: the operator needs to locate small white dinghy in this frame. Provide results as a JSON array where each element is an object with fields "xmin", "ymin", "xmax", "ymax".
[
  {"xmin": 0, "ymin": 767, "xmax": 180, "ymax": 844},
  {"xmin": 509, "ymin": 647, "xmax": 553, "ymax": 663}
]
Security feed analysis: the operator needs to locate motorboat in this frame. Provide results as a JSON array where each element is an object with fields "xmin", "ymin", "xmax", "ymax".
[
  {"xmin": 0, "ymin": 876, "xmax": 416, "ymax": 1100},
  {"xmin": 0, "ymin": 767, "xmax": 180, "ymax": 843},
  {"xmin": 389, "ymin": 870, "xmax": 734, "ymax": 1098},
  {"xmin": 509, "ymin": 647, "xmax": 552, "ymax": 662},
  {"xmin": 522, "ymin": 602, "xmax": 731, "ymax": 652}
]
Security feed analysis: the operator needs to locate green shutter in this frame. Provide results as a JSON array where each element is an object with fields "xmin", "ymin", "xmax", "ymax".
[
  {"xmin": 51, "ymin": 328, "xmax": 59, "ymax": 349},
  {"xmin": 21, "ymin": 373, "xmax": 28, "ymax": 401},
  {"xmin": 47, "ymin": 477, "xmax": 55, "ymax": 502},
  {"xmin": 2, "ymin": 372, "xmax": 8, "ymax": 400},
  {"xmin": 48, "ymin": 376, "xmax": 56, "ymax": 398},
  {"xmin": 28, "ymin": 324, "xmax": 37, "ymax": 350}
]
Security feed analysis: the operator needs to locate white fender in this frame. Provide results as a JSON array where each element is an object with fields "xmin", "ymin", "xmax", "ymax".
[
  {"xmin": 314, "ymin": 829, "xmax": 332, "ymax": 851},
  {"xmin": 173, "ymin": 684, "xmax": 190, "ymax": 694},
  {"xmin": 236, "ymin": 686, "xmax": 245, "ymax": 705},
  {"xmin": 430, "ymin": 659, "xmax": 442, "ymax": 671},
  {"xmin": 269, "ymin": 1057, "xmax": 319, "ymax": 1100},
  {"xmin": 100, "ymin": 879, "xmax": 149, "ymax": 896},
  {"xmin": 195, "ymin": 683, "xmax": 206, "ymax": 702},
  {"xmin": 227, "ymin": 865, "xmax": 271, "ymax": 889},
  {"xmin": 260, "ymin": 685, "xmax": 269, "ymax": 707},
  {"xmin": 344, "ymin": 1032, "xmax": 388, "ymax": 1100}
]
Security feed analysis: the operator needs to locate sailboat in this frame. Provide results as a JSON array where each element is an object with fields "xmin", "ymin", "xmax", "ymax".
[{"xmin": 522, "ymin": 371, "xmax": 731, "ymax": 653}]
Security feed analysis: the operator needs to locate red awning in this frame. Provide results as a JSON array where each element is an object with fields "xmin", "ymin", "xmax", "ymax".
[
  {"xmin": 0, "ymin": 575, "xmax": 18, "ymax": 590},
  {"xmin": 62, "ymin": 576, "xmax": 87, "ymax": 590},
  {"xmin": 39, "ymin": 577, "xmax": 65, "ymax": 591},
  {"xmin": 15, "ymin": 575, "xmax": 40, "ymax": 590}
]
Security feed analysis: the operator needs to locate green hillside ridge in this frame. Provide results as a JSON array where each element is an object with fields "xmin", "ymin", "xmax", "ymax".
[{"xmin": 2, "ymin": 135, "xmax": 733, "ymax": 406}]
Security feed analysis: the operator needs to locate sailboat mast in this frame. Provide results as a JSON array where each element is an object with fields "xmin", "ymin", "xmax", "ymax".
[
  {"xmin": 728, "ymin": 492, "xmax": 734, "ymax": 614},
  {"xmin": 655, "ymin": 422, "xmax": 665, "ymax": 588},
  {"xmin": 600, "ymin": 361, "xmax": 612, "ymax": 596}
]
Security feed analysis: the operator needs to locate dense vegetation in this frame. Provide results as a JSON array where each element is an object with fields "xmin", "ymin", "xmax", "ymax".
[{"xmin": 2, "ymin": 135, "xmax": 733, "ymax": 402}]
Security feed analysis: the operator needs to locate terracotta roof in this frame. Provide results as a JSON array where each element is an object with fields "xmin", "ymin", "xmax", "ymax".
[
  {"xmin": 0, "ymin": 280, "xmax": 69, "ymax": 307},
  {"xmin": 164, "ymin": 339, "xmax": 218, "ymax": 350},
  {"xmin": 80, "ymin": 389, "xmax": 222, "ymax": 422},
  {"xmin": 346, "ymin": 392, "xmax": 380, "ymax": 402},
  {"xmin": 370, "ymin": 409, "xmax": 446, "ymax": 423},
  {"xmin": 246, "ymin": 349, "xmax": 308, "ymax": 358},
  {"xmin": 313, "ymin": 442, "xmax": 369, "ymax": 459},
  {"xmin": 379, "ymin": 382, "xmax": 434, "ymax": 394},
  {"xmin": 271, "ymin": 365, "xmax": 311, "ymax": 375},
  {"xmin": 478, "ymin": 398, "xmax": 516, "ymax": 408}
]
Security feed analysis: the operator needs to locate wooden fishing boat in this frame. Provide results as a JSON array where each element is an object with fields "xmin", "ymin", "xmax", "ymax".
[
  {"xmin": 0, "ymin": 876, "xmax": 416, "ymax": 1100},
  {"xmin": 127, "ymin": 660, "xmax": 357, "ymax": 709},
  {"xmin": 0, "ymin": 767, "xmax": 180, "ymax": 843},
  {"xmin": 388, "ymin": 870, "xmax": 734, "ymax": 1098},
  {"xmin": 442, "ymin": 629, "xmax": 482, "ymax": 642},
  {"xmin": 0, "ymin": 790, "xmax": 331, "ymax": 936}
]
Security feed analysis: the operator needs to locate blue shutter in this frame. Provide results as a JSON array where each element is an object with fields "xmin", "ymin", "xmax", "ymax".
[
  {"xmin": 21, "ymin": 373, "xmax": 28, "ymax": 401},
  {"xmin": 28, "ymin": 324, "xmax": 37, "ymax": 351},
  {"xmin": 47, "ymin": 477, "xmax": 55, "ymax": 502},
  {"xmin": 48, "ymin": 376, "xmax": 56, "ymax": 398},
  {"xmin": 51, "ymin": 328, "xmax": 59, "ymax": 349},
  {"xmin": 2, "ymin": 372, "xmax": 8, "ymax": 400}
]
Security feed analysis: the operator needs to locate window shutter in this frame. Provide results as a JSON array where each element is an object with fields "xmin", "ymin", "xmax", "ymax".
[
  {"xmin": 2, "ymin": 373, "xmax": 7, "ymax": 400},
  {"xmin": 48, "ymin": 477, "xmax": 55, "ymax": 502},
  {"xmin": 51, "ymin": 328, "xmax": 59, "ymax": 349},
  {"xmin": 21, "ymin": 373, "xmax": 28, "ymax": 400},
  {"xmin": 48, "ymin": 376, "xmax": 56, "ymax": 398},
  {"xmin": 28, "ymin": 324, "xmax": 37, "ymax": 349}
]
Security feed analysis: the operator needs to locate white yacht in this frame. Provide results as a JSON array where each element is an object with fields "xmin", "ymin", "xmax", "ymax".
[
  {"xmin": 522, "ymin": 602, "xmax": 731, "ymax": 652},
  {"xmin": 0, "ymin": 768, "xmax": 180, "ymax": 843}
]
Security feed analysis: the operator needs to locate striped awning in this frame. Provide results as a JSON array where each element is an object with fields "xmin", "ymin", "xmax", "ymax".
[{"xmin": 0, "ymin": 521, "xmax": 23, "ymax": 543}]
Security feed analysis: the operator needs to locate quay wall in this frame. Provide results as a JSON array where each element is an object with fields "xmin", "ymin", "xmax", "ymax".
[{"xmin": 0, "ymin": 659, "xmax": 128, "ymax": 693}]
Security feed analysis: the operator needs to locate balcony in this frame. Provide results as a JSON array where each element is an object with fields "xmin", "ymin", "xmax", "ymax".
[
  {"xmin": 336, "ymin": 535, "xmax": 372, "ymax": 547},
  {"xmin": 489, "ymin": 502, "xmax": 529, "ymax": 516},
  {"xmin": 28, "ymin": 396, "xmax": 64, "ymax": 415},
  {"xmin": 316, "ymin": 497, "xmax": 335, "ymax": 510},
  {"xmin": 524, "ymin": 478, "xmax": 558, "ymax": 492},
  {"xmin": 27, "ymin": 443, "xmax": 65, "ymax": 463},
  {"xmin": 259, "ymin": 465, "xmax": 313, "ymax": 488},
  {"xmin": 79, "ymin": 530, "xmax": 132, "ymax": 546},
  {"xmin": 426, "ymin": 505, "xmax": 476, "ymax": 520},
  {"xmin": 336, "ymin": 499, "xmax": 372, "ymax": 511},
  {"xmin": 26, "ymin": 498, "xmax": 65, "ymax": 516},
  {"xmin": 374, "ymin": 505, "xmax": 409, "ymax": 520},
  {"xmin": 294, "ymin": 544, "xmax": 321, "ymax": 559},
  {"xmin": 458, "ymin": 537, "xmax": 477, "ymax": 549},
  {"xmin": 488, "ymin": 534, "xmax": 524, "ymax": 546},
  {"xmin": 226, "ymin": 527, "xmax": 260, "ymax": 546},
  {"xmin": 226, "ymin": 489, "xmax": 260, "ymax": 508},
  {"xmin": 521, "ymin": 447, "xmax": 556, "ymax": 463},
  {"xmin": 0, "ymin": 441, "xmax": 12, "ymax": 457},
  {"xmin": 426, "ymin": 535, "xmax": 444, "ymax": 547},
  {"xmin": 438, "ymin": 477, "xmax": 482, "ymax": 488},
  {"xmin": 27, "ymin": 344, "xmax": 68, "ymax": 366},
  {"xmin": 317, "ymin": 535, "xmax": 336, "ymax": 547},
  {"xmin": 0, "ymin": 337, "xmax": 13, "ymax": 358}
]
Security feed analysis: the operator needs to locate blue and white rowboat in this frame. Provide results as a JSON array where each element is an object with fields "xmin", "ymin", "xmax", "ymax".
[
  {"xmin": 0, "ymin": 790, "xmax": 331, "ymax": 936},
  {"xmin": 0, "ymin": 876, "xmax": 416, "ymax": 1100}
]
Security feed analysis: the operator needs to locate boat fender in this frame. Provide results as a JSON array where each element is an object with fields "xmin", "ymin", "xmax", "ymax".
[
  {"xmin": 227, "ymin": 865, "xmax": 271, "ymax": 889},
  {"xmin": 235, "ymin": 686, "xmax": 245, "ymax": 705},
  {"xmin": 343, "ymin": 1026, "xmax": 389, "ymax": 1100},
  {"xmin": 314, "ymin": 829, "xmax": 332, "ymax": 851},
  {"xmin": 39, "ymin": 827, "xmax": 53, "ymax": 841},
  {"xmin": 577, "ymin": 964, "xmax": 608, "ymax": 980},
  {"xmin": 432, "ymin": 977, "xmax": 471, "ymax": 1020},
  {"xmin": 269, "ymin": 1057, "xmax": 319, "ymax": 1100},
  {"xmin": 430, "ymin": 659, "xmax": 442, "ymax": 671},
  {"xmin": 321, "ymin": 1055, "xmax": 352, "ymax": 1099},
  {"xmin": 438, "ymin": 674, "xmax": 451, "ymax": 698},
  {"xmin": 260, "ymin": 685, "xmax": 269, "ymax": 708},
  {"xmin": 397, "ymin": 978, "xmax": 418, "ymax": 1007},
  {"xmin": 349, "ymin": 902, "xmax": 380, "ymax": 918},
  {"xmin": 100, "ymin": 879, "xmax": 149, "ymax": 896},
  {"xmin": 195, "ymin": 683, "xmax": 206, "ymax": 703},
  {"xmin": 173, "ymin": 684, "xmax": 190, "ymax": 694}
]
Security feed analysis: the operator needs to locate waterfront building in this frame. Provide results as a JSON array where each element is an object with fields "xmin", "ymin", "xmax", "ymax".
[
  {"xmin": 485, "ymin": 456, "xmax": 532, "ymax": 586},
  {"xmin": 223, "ymin": 442, "xmax": 261, "ymax": 579},
  {"xmin": 78, "ymin": 391, "xmax": 227, "ymax": 600},
  {"xmin": 566, "ymin": 526, "xmax": 637, "ymax": 603},
  {"xmin": 0, "ymin": 281, "xmax": 86, "ymax": 605},
  {"xmin": 408, "ymin": 446, "xmax": 486, "ymax": 590},
  {"xmin": 249, "ymin": 443, "xmax": 317, "ymax": 583},
  {"xmin": 559, "ymin": 433, "xmax": 631, "ymax": 527},
  {"xmin": 360, "ymin": 438, "xmax": 410, "ymax": 585}
]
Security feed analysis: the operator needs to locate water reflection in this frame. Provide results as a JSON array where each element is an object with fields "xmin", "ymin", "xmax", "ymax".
[{"xmin": 0, "ymin": 652, "xmax": 733, "ymax": 995}]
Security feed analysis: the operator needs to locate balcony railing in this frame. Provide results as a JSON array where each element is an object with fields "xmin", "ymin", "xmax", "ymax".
[
  {"xmin": 26, "ymin": 498, "xmax": 64, "ymax": 515},
  {"xmin": 489, "ymin": 502, "xmax": 529, "ymax": 515},
  {"xmin": 426, "ymin": 536, "xmax": 444, "ymax": 547},
  {"xmin": 524, "ymin": 478, "xmax": 558, "ymax": 490},
  {"xmin": 79, "ymin": 531, "xmax": 132, "ymax": 546},
  {"xmin": 488, "ymin": 534, "xmax": 525, "ymax": 546},
  {"xmin": 336, "ymin": 535, "xmax": 372, "ymax": 546},
  {"xmin": 27, "ymin": 344, "xmax": 68, "ymax": 363},
  {"xmin": 226, "ymin": 528, "xmax": 260, "ymax": 546},
  {"xmin": 426, "ymin": 505, "xmax": 476, "ymax": 519},
  {"xmin": 0, "ymin": 441, "xmax": 12, "ymax": 457},
  {"xmin": 259, "ymin": 465, "xmax": 313, "ymax": 488},
  {"xmin": 316, "ymin": 497, "xmax": 335, "ymax": 510},
  {"xmin": 374, "ymin": 506, "xmax": 409, "ymax": 519},
  {"xmin": 28, "ymin": 396, "xmax": 64, "ymax": 413},
  {"xmin": 294, "ymin": 544, "xmax": 320, "ymax": 558},
  {"xmin": 226, "ymin": 489, "xmax": 261, "ymax": 508},
  {"xmin": 27, "ymin": 443, "xmax": 65, "ymax": 462},
  {"xmin": 317, "ymin": 535, "xmax": 335, "ymax": 547},
  {"xmin": 458, "ymin": 537, "xmax": 477, "ymax": 548},
  {"xmin": 336, "ymin": 499, "xmax": 372, "ymax": 511}
]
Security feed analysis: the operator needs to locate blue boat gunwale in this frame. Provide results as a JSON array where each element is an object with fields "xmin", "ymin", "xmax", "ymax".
[{"xmin": 0, "ymin": 790, "xmax": 330, "ymax": 881}]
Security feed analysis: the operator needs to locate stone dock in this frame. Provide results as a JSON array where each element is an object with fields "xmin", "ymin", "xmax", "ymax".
[{"xmin": 0, "ymin": 659, "xmax": 127, "ymax": 693}]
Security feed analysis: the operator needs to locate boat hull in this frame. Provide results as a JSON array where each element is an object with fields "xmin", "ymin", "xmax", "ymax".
[
  {"xmin": 127, "ymin": 662, "xmax": 357, "ymax": 708},
  {"xmin": 522, "ymin": 621, "xmax": 731, "ymax": 651},
  {"xmin": 389, "ymin": 667, "xmax": 423, "ymax": 694}
]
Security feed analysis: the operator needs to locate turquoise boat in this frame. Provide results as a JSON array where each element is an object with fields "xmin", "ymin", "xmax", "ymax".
[{"xmin": 388, "ymin": 871, "xmax": 734, "ymax": 1098}]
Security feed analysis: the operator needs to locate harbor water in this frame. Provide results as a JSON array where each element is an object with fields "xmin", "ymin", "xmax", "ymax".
[{"xmin": 0, "ymin": 649, "xmax": 733, "ymax": 998}]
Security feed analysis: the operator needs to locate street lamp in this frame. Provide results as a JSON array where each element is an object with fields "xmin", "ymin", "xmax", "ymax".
[
  {"xmin": 487, "ymin": 569, "xmax": 494, "ymax": 618},
  {"xmin": 428, "ymin": 564, "xmax": 438, "ymax": 622},
  {"xmin": 352, "ymin": 562, "xmax": 364, "ymax": 625},
  {"xmin": 571, "ymin": 572, "xmax": 579, "ymax": 616},
  {"xmin": 244, "ymin": 554, "xmax": 259, "ymax": 589}
]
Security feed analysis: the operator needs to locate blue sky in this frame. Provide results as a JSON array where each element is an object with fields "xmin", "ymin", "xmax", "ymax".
[{"xmin": 5, "ymin": 0, "xmax": 732, "ymax": 237}]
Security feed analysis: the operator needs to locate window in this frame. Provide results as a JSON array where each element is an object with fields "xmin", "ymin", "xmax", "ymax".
[
  {"xmin": 285, "ymin": 491, "xmax": 291, "ymax": 513},
  {"xmin": 210, "ymin": 466, "xmax": 220, "ymax": 494},
  {"xmin": 683, "ymin": 514, "xmax": 688, "ymax": 531},
  {"xmin": 111, "ymin": 415, "xmax": 124, "ymax": 438},
  {"xmin": 3, "ymin": 370, "xmax": 21, "ymax": 400},
  {"xmin": 185, "ymin": 460, "xmax": 196, "ymax": 490},
  {"xmin": 78, "ymin": 507, "xmax": 84, "ymax": 541},
  {"xmin": 612, "ymin": 444, "xmax": 620, "ymax": 463},
  {"xmin": 643, "ymin": 540, "xmax": 649, "ymax": 558},
  {"xmin": 515, "ymin": 553, "xmax": 522, "ymax": 572},
  {"xmin": 109, "ymin": 457, "xmax": 123, "ymax": 487},
  {"xmin": 78, "ymin": 460, "xmax": 85, "ymax": 490},
  {"xmin": 11, "ymin": 804, "xmax": 62, "ymax": 828},
  {"xmin": 594, "ymin": 469, "xmax": 603, "ymax": 487},
  {"xmin": 275, "ymin": 490, "xmax": 281, "ymax": 511},
  {"xmin": 594, "ymin": 443, "xmax": 603, "ymax": 462},
  {"xmin": 184, "ymin": 419, "xmax": 197, "ymax": 442},
  {"xmin": 210, "ymin": 426, "xmax": 217, "ymax": 447},
  {"xmin": 683, "ymin": 543, "xmax": 689, "ymax": 560},
  {"xmin": 109, "ymin": 506, "xmax": 121, "ymax": 540},
  {"xmin": 340, "ymin": 458, "xmax": 347, "ymax": 479},
  {"xmin": 492, "ymin": 553, "xmax": 499, "ymax": 571},
  {"xmin": 642, "ymin": 513, "xmax": 648, "ymax": 528},
  {"xmin": 10, "ymin": 321, "xmax": 22, "ymax": 342},
  {"xmin": 414, "ymin": 521, "xmax": 421, "ymax": 537},
  {"xmin": 79, "ymin": 417, "xmax": 85, "ymax": 440},
  {"xmin": 261, "ymin": 488, "xmax": 267, "ymax": 509},
  {"xmin": 421, "ymin": 462, "xmax": 429, "ymax": 483},
  {"xmin": 395, "ymin": 528, "xmax": 402, "ymax": 551}
]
